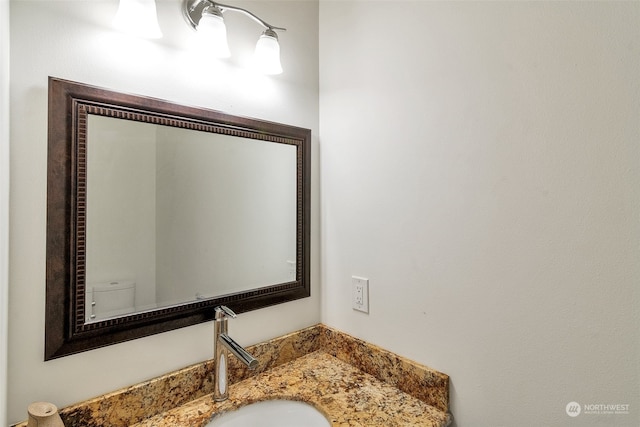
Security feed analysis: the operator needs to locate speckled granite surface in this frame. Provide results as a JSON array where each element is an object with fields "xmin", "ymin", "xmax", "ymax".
[
  {"xmin": 14, "ymin": 324, "xmax": 450, "ymax": 427},
  {"xmin": 130, "ymin": 352, "xmax": 450, "ymax": 427}
]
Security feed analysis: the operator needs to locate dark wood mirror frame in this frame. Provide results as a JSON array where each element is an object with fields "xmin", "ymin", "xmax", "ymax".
[{"xmin": 45, "ymin": 77, "xmax": 311, "ymax": 360}]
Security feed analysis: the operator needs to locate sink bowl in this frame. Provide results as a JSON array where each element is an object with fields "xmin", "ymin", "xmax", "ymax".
[{"xmin": 205, "ymin": 399, "xmax": 331, "ymax": 427}]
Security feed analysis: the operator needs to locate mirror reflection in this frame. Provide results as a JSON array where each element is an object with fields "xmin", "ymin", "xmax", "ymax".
[{"xmin": 85, "ymin": 115, "xmax": 297, "ymax": 322}]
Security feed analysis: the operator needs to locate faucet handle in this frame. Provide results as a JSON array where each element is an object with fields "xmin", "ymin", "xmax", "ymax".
[{"xmin": 215, "ymin": 305, "xmax": 237, "ymax": 320}]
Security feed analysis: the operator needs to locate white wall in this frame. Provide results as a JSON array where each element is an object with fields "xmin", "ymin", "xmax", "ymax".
[
  {"xmin": 1, "ymin": 0, "xmax": 10, "ymax": 424},
  {"xmin": 319, "ymin": 1, "xmax": 639, "ymax": 426},
  {"xmin": 155, "ymin": 129, "xmax": 297, "ymax": 302},
  {"xmin": 87, "ymin": 116, "xmax": 158, "ymax": 311},
  {"xmin": 7, "ymin": 0, "xmax": 319, "ymax": 424}
]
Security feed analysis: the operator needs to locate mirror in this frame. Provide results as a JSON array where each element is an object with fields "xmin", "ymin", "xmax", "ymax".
[
  {"xmin": 84, "ymin": 116, "xmax": 297, "ymax": 322},
  {"xmin": 45, "ymin": 77, "xmax": 310, "ymax": 360}
]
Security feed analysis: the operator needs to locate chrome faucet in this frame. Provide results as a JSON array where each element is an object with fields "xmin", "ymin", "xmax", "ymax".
[{"xmin": 213, "ymin": 306, "xmax": 258, "ymax": 402}]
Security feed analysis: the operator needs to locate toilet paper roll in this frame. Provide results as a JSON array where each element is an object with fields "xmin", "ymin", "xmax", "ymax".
[{"xmin": 27, "ymin": 402, "xmax": 64, "ymax": 427}]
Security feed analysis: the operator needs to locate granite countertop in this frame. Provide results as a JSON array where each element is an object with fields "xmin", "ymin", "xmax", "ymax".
[
  {"xmin": 130, "ymin": 351, "xmax": 450, "ymax": 427},
  {"xmin": 14, "ymin": 325, "xmax": 451, "ymax": 427}
]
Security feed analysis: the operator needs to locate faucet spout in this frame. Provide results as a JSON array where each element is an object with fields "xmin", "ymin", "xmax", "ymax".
[
  {"xmin": 212, "ymin": 306, "xmax": 258, "ymax": 402},
  {"xmin": 219, "ymin": 333, "xmax": 259, "ymax": 369}
]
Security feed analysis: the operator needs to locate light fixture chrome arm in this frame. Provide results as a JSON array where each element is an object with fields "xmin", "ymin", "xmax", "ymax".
[
  {"xmin": 183, "ymin": 0, "xmax": 286, "ymax": 32},
  {"xmin": 216, "ymin": 1, "xmax": 286, "ymax": 31}
]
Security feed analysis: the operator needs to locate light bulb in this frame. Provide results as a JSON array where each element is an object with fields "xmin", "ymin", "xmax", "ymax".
[
  {"xmin": 198, "ymin": 7, "xmax": 231, "ymax": 58},
  {"xmin": 113, "ymin": 0, "xmax": 162, "ymax": 39},
  {"xmin": 253, "ymin": 29, "xmax": 283, "ymax": 75}
]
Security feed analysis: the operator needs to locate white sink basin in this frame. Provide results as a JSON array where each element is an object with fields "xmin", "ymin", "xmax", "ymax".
[{"xmin": 205, "ymin": 399, "xmax": 331, "ymax": 427}]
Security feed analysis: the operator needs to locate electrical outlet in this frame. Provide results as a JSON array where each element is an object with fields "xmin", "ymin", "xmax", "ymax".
[{"xmin": 352, "ymin": 276, "xmax": 369, "ymax": 313}]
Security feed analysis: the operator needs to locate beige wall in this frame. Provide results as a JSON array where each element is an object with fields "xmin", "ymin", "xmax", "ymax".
[
  {"xmin": 1, "ymin": 0, "xmax": 10, "ymax": 423},
  {"xmin": 7, "ymin": 0, "xmax": 319, "ymax": 423},
  {"xmin": 319, "ymin": 1, "xmax": 639, "ymax": 426}
]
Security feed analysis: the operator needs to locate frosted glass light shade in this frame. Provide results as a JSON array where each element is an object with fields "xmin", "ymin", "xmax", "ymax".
[
  {"xmin": 113, "ymin": 0, "xmax": 162, "ymax": 39},
  {"xmin": 254, "ymin": 31, "xmax": 282, "ymax": 75},
  {"xmin": 198, "ymin": 13, "xmax": 230, "ymax": 58}
]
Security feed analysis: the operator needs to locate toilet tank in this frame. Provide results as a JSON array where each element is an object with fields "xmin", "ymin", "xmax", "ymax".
[{"xmin": 88, "ymin": 280, "xmax": 136, "ymax": 321}]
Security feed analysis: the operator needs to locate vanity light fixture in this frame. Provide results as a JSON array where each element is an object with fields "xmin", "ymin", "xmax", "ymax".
[
  {"xmin": 113, "ymin": 0, "xmax": 163, "ymax": 39},
  {"xmin": 183, "ymin": 0, "xmax": 286, "ymax": 74}
]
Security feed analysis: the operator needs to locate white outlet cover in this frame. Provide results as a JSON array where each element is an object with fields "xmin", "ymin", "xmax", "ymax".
[{"xmin": 352, "ymin": 276, "xmax": 369, "ymax": 313}]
